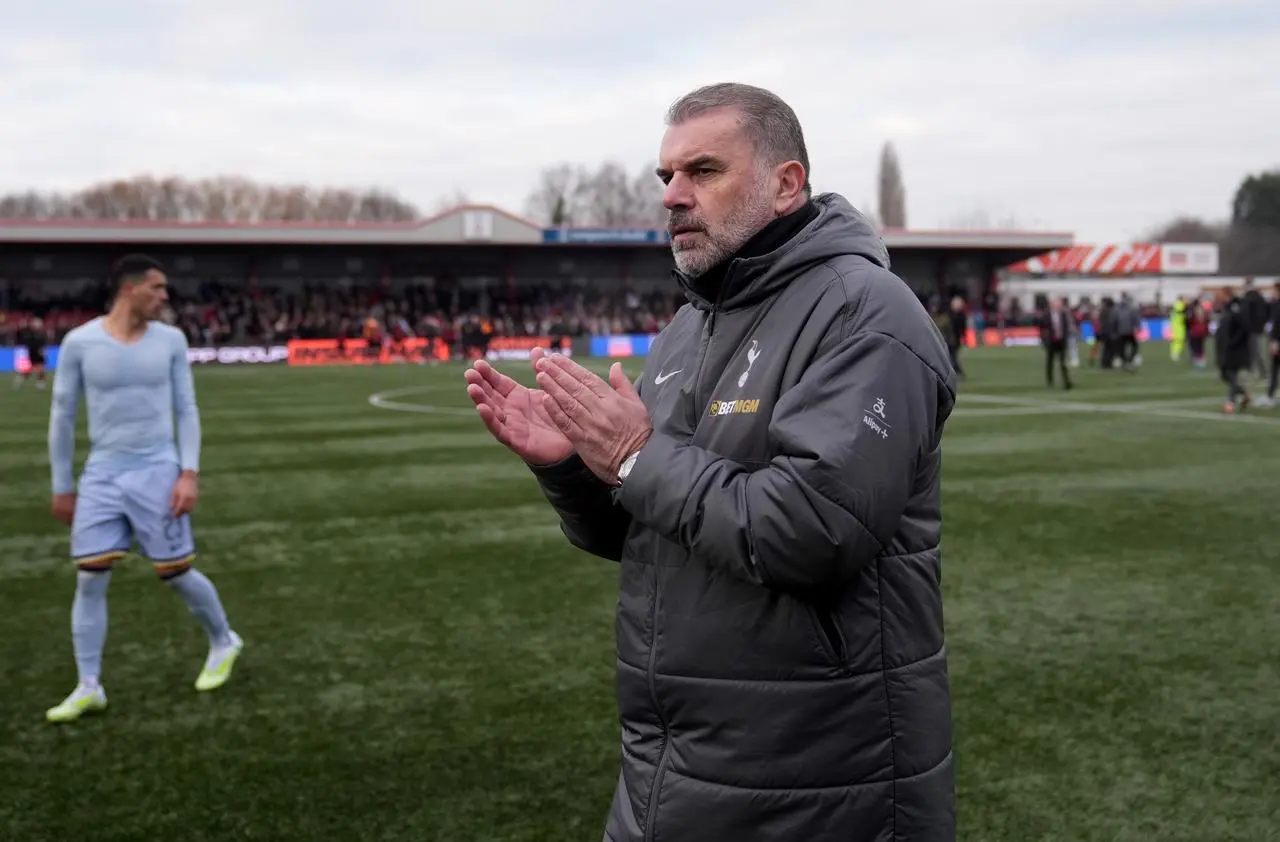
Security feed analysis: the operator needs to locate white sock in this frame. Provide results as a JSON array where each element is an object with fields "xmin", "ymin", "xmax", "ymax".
[{"xmin": 166, "ymin": 569, "xmax": 233, "ymax": 648}]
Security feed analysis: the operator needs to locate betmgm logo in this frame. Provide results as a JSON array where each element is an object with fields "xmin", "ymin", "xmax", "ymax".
[{"xmin": 708, "ymin": 398, "xmax": 761, "ymax": 417}]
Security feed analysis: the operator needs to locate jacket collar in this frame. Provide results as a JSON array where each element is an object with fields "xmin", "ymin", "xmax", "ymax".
[{"xmin": 675, "ymin": 200, "xmax": 819, "ymax": 312}]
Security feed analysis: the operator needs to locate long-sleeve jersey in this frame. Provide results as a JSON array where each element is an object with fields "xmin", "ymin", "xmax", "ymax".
[{"xmin": 48, "ymin": 317, "xmax": 201, "ymax": 495}]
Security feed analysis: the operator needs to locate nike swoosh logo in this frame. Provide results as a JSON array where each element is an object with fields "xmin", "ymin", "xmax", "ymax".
[{"xmin": 653, "ymin": 370, "xmax": 682, "ymax": 384}]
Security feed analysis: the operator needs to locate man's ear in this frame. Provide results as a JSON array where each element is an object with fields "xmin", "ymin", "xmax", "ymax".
[{"xmin": 772, "ymin": 161, "xmax": 807, "ymax": 214}]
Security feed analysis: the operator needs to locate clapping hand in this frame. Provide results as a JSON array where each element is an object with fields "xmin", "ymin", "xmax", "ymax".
[
  {"xmin": 534, "ymin": 353, "xmax": 652, "ymax": 484},
  {"xmin": 465, "ymin": 348, "xmax": 574, "ymax": 466}
]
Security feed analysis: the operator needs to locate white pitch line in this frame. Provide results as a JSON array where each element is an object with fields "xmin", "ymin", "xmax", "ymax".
[
  {"xmin": 960, "ymin": 393, "xmax": 1280, "ymax": 427},
  {"xmin": 953, "ymin": 406, "xmax": 1091, "ymax": 418},
  {"xmin": 367, "ymin": 385, "xmax": 477, "ymax": 417}
]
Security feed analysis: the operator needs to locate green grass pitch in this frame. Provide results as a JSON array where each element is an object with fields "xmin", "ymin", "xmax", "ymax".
[{"xmin": 1, "ymin": 345, "xmax": 1277, "ymax": 841}]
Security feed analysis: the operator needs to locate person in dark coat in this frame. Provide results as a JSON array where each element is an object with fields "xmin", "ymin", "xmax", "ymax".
[
  {"xmin": 1215, "ymin": 287, "xmax": 1253, "ymax": 413},
  {"xmin": 1097, "ymin": 297, "xmax": 1117, "ymax": 369},
  {"xmin": 466, "ymin": 82, "xmax": 957, "ymax": 842},
  {"xmin": 1038, "ymin": 297, "xmax": 1074, "ymax": 389},
  {"xmin": 946, "ymin": 295, "xmax": 967, "ymax": 379},
  {"xmin": 1241, "ymin": 277, "xmax": 1269, "ymax": 379},
  {"xmin": 1260, "ymin": 281, "xmax": 1280, "ymax": 407},
  {"xmin": 1113, "ymin": 294, "xmax": 1141, "ymax": 371}
]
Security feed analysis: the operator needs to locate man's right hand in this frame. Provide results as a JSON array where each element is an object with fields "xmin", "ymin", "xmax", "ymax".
[
  {"xmin": 465, "ymin": 348, "xmax": 574, "ymax": 466},
  {"xmin": 51, "ymin": 493, "xmax": 76, "ymax": 526}
]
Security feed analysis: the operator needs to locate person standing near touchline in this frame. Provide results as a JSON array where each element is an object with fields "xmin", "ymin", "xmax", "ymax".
[{"xmin": 467, "ymin": 82, "xmax": 957, "ymax": 842}]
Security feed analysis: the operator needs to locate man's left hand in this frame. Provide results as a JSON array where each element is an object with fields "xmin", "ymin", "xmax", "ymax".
[
  {"xmin": 535, "ymin": 354, "xmax": 652, "ymax": 483},
  {"xmin": 170, "ymin": 471, "xmax": 199, "ymax": 517}
]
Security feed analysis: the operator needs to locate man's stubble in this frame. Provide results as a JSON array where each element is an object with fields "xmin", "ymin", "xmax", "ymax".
[{"xmin": 670, "ymin": 170, "xmax": 776, "ymax": 278}]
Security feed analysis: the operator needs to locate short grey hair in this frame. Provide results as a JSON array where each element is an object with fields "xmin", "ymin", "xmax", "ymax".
[{"xmin": 665, "ymin": 82, "xmax": 811, "ymax": 196}]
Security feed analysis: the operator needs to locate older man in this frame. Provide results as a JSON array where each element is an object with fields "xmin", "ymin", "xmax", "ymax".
[{"xmin": 466, "ymin": 82, "xmax": 957, "ymax": 842}]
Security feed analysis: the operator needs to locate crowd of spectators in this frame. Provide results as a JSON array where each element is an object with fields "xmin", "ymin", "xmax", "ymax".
[
  {"xmin": 1, "ymin": 280, "xmax": 686, "ymax": 347},
  {"xmin": 0, "ymin": 278, "xmax": 1181, "ymax": 350}
]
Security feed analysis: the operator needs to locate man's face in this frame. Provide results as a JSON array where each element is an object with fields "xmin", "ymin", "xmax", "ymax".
[
  {"xmin": 124, "ymin": 269, "xmax": 169, "ymax": 320},
  {"xmin": 657, "ymin": 109, "xmax": 777, "ymax": 277}
]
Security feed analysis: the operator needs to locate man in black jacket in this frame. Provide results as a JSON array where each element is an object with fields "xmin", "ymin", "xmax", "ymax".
[
  {"xmin": 946, "ymin": 296, "xmax": 967, "ymax": 379},
  {"xmin": 1215, "ymin": 287, "xmax": 1253, "ymax": 413},
  {"xmin": 1260, "ymin": 281, "xmax": 1280, "ymax": 408},
  {"xmin": 1038, "ymin": 297, "xmax": 1074, "ymax": 389},
  {"xmin": 466, "ymin": 82, "xmax": 957, "ymax": 842},
  {"xmin": 1241, "ymin": 277, "xmax": 1269, "ymax": 379}
]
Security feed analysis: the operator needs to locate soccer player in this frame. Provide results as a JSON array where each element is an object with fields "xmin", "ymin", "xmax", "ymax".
[{"xmin": 45, "ymin": 254, "xmax": 243, "ymax": 724}]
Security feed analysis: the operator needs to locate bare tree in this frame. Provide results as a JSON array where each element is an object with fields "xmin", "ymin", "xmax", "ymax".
[
  {"xmin": 524, "ymin": 163, "xmax": 585, "ymax": 226},
  {"xmin": 524, "ymin": 161, "xmax": 667, "ymax": 228},
  {"xmin": 628, "ymin": 162, "xmax": 667, "ymax": 228},
  {"xmin": 877, "ymin": 142, "xmax": 907, "ymax": 228},
  {"xmin": 579, "ymin": 161, "xmax": 636, "ymax": 226},
  {"xmin": 0, "ymin": 175, "xmax": 424, "ymax": 222}
]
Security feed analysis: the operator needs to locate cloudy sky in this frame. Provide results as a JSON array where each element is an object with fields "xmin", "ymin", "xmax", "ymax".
[{"xmin": 1, "ymin": 0, "xmax": 1276, "ymax": 242}]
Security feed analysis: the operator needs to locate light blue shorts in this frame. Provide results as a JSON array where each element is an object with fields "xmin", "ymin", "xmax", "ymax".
[{"xmin": 71, "ymin": 462, "xmax": 196, "ymax": 571}]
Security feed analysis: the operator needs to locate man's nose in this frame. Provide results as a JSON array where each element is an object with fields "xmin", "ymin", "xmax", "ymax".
[{"xmin": 663, "ymin": 173, "xmax": 694, "ymax": 211}]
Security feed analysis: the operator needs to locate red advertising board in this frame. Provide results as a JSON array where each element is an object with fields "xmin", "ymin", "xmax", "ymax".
[
  {"xmin": 287, "ymin": 338, "xmax": 447, "ymax": 366},
  {"xmin": 962, "ymin": 327, "xmax": 1042, "ymax": 348},
  {"xmin": 286, "ymin": 336, "xmax": 569, "ymax": 366}
]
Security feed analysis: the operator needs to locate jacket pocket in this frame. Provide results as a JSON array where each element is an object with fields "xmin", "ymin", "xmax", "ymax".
[{"xmin": 807, "ymin": 604, "xmax": 848, "ymax": 668}]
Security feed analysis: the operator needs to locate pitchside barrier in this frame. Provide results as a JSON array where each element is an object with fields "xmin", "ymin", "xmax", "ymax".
[{"xmin": 1, "ymin": 320, "xmax": 1182, "ymax": 372}]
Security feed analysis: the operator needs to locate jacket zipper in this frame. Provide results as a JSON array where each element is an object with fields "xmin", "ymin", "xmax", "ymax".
[
  {"xmin": 642, "ymin": 554, "xmax": 668, "ymax": 842},
  {"xmin": 645, "ymin": 298, "xmax": 720, "ymax": 842},
  {"xmin": 689, "ymin": 306, "xmax": 719, "ymax": 416}
]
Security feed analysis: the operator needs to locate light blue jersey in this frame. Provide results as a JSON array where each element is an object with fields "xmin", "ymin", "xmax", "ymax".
[
  {"xmin": 48, "ymin": 317, "xmax": 200, "ymax": 494},
  {"xmin": 48, "ymin": 318, "xmax": 201, "ymax": 564}
]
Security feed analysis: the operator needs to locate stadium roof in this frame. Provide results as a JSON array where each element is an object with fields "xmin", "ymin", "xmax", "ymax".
[{"xmin": 0, "ymin": 203, "xmax": 1074, "ymax": 253}]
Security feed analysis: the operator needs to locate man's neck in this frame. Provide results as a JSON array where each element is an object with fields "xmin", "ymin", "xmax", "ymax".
[{"xmin": 104, "ymin": 307, "xmax": 148, "ymax": 342}]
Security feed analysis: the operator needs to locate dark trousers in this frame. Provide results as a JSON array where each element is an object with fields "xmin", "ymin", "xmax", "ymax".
[
  {"xmin": 1118, "ymin": 334, "xmax": 1138, "ymax": 366},
  {"xmin": 1099, "ymin": 336, "xmax": 1116, "ymax": 368},
  {"xmin": 1045, "ymin": 341, "xmax": 1071, "ymax": 388},
  {"xmin": 1221, "ymin": 367, "xmax": 1246, "ymax": 403},
  {"xmin": 948, "ymin": 344, "xmax": 963, "ymax": 377},
  {"xmin": 1249, "ymin": 333, "xmax": 1267, "ymax": 378},
  {"xmin": 1269, "ymin": 350, "xmax": 1279, "ymax": 398}
]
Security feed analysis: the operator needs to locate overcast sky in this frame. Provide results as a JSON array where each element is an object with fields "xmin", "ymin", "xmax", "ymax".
[{"xmin": 0, "ymin": 1, "xmax": 1275, "ymax": 243}]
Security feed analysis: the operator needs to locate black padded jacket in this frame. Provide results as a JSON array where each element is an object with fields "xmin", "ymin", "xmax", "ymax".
[{"xmin": 533, "ymin": 192, "xmax": 958, "ymax": 842}]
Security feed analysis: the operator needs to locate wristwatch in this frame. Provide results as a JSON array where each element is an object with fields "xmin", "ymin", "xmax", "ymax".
[{"xmin": 616, "ymin": 451, "xmax": 640, "ymax": 485}]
